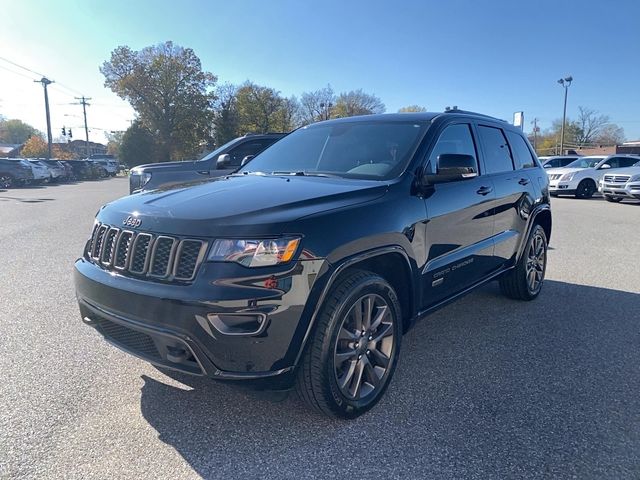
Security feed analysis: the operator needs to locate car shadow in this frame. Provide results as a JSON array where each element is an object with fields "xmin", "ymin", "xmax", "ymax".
[
  {"xmin": 139, "ymin": 280, "xmax": 640, "ymax": 478},
  {"xmin": 0, "ymin": 196, "xmax": 55, "ymax": 203}
]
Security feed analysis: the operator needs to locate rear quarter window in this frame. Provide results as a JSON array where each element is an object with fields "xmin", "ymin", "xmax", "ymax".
[{"xmin": 506, "ymin": 131, "xmax": 536, "ymax": 169}]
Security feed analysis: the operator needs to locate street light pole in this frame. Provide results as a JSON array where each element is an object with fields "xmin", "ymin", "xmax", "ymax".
[
  {"xmin": 557, "ymin": 75, "xmax": 573, "ymax": 155},
  {"xmin": 35, "ymin": 77, "xmax": 54, "ymax": 159}
]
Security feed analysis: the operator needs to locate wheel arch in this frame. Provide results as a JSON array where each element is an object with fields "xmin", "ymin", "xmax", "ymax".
[{"xmin": 293, "ymin": 246, "xmax": 417, "ymax": 367}]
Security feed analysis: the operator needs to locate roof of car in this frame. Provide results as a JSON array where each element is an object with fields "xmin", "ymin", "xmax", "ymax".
[{"xmin": 310, "ymin": 110, "xmax": 509, "ymax": 126}]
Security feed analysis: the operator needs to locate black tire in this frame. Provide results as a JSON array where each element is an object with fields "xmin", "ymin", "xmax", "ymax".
[
  {"xmin": 499, "ymin": 224, "xmax": 548, "ymax": 301},
  {"xmin": 296, "ymin": 269, "xmax": 402, "ymax": 419},
  {"xmin": 0, "ymin": 174, "xmax": 14, "ymax": 189},
  {"xmin": 604, "ymin": 195, "xmax": 623, "ymax": 203},
  {"xmin": 575, "ymin": 179, "xmax": 596, "ymax": 199}
]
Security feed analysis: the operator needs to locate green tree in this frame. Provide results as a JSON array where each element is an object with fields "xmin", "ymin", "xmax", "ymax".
[
  {"xmin": 101, "ymin": 41, "xmax": 217, "ymax": 161},
  {"xmin": 398, "ymin": 105, "xmax": 427, "ymax": 113},
  {"xmin": 0, "ymin": 119, "xmax": 39, "ymax": 144},
  {"xmin": 105, "ymin": 131, "xmax": 124, "ymax": 156},
  {"xmin": 332, "ymin": 89, "xmax": 385, "ymax": 118},
  {"xmin": 20, "ymin": 134, "xmax": 47, "ymax": 157},
  {"xmin": 235, "ymin": 81, "xmax": 284, "ymax": 134},
  {"xmin": 119, "ymin": 121, "xmax": 157, "ymax": 167},
  {"xmin": 212, "ymin": 83, "xmax": 239, "ymax": 146}
]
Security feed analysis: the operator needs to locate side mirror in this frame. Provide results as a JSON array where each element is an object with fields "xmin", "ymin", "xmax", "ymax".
[
  {"xmin": 216, "ymin": 153, "xmax": 231, "ymax": 169},
  {"xmin": 599, "ymin": 163, "xmax": 611, "ymax": 169},
  {"xmin": 543, "ymin": 163, "xmax": 552, "ymax": 168},
  {"xmin": 241, "ymin": 155, "xmax": 254, "ymax": 167},
  {"xmin": 424, "ymin": 154, "xmax": 478, "ymax": 184}
]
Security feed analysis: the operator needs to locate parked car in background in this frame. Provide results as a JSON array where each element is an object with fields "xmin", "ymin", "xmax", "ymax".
[
  {"xmin": 538, "ymin": 155, "xmax": 580, "ymax": 169},
  {"xmin": 40, "ymin": 159, "xmax": 67, "ymax": 182},
  {"xmin": 129, "ymin": 133, "xmax": 286, "ymax": 193},
  {"xmin": 0, "ymin": 158, "xmax": 34, "ymax": 188},
  {"xmin": 545, "ymin": 155, "xmax": 640, "ymax": 198},
  {"xmin": 65, "ymin": 160, "xmax": 95, "ymax": 180},
  {"xmin": 91, "ymin": 159, "xmax": 118, "ymax": 177},
  {"xmin": 26, "ymin": 159, "xmax": 52, "ymax": 184},
  {"xmin": 58, "ymin": 161, "xmax": 75, "ymax": 181},
  {"xmin": 598, "ymin": 160, "xmax": 640, "ymax": 202},
  {"xmin": 87, "ymin": 160, "xmax": 109, "ymax": 179}
]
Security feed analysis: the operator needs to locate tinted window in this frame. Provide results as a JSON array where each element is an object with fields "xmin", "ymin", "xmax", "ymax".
[
  {"xmin": 506, "ymin": 131, "xmax": 535, "ymax": 169},
  {"xmin": 478, "ymin": 126, "xmax": 514, "ymax": 174},
  {"xmin": 428, "ymin": 123, "xmax": 477, "ymax": 171},
  {"xmin": 560, "ymin": 158, "xmax": 575, "ymax": 167},
  {"xmin": 618, "ymin": 157, "xmax": 640, "ymax": 168},
  {"xmin": 228, "ymin": 140, "xmax": 273, "ymax": 166}
]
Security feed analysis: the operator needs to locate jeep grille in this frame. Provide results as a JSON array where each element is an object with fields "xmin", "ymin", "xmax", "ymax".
[{"xmin": 86, "ymin": 223, "xmax": 206, "ymax": 282}]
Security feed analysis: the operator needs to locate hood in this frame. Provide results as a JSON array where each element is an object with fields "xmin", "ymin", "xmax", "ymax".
[
  {"xmin": 97, "ymin": 174, "xmax": 388, "ymax": 237},
  {"xmin": 601, "ymin": 166, "xmax": 640, "ymax": 177},
  {"xmin": 134, "ymin": 160, "xmax": 199, "ymax": 172},
  {"xmin": 545, "ymin": 167, "xmax": 590, "ymax": 176}
]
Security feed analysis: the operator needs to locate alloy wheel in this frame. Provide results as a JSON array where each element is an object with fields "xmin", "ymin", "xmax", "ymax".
[
  {"xmin": 333, "ymin": 293, "xmax": 395, "ymax": 400},
  {"xmin": 0, "ymin": 175, "xmax": 12, "ymax": 189},
  {"xmin": 526, "ymin": 231, "xmax": 546, "ymax": 293}
]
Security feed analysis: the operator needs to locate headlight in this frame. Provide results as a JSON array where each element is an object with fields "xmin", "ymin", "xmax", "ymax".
[
  {"xmin": 629, "ymin": 174, "xmax": 640, "ymax": 182},
  {"xmin": 131, "ymin": 170, "xmax": 152, "ymax": 188},
  {"xmin": 560, "ymin": 172, "xmax": 576, "ymax": 181},
  {"xmin": 208, "ymin": 237, "xmax": 300, "ymax": 267}
]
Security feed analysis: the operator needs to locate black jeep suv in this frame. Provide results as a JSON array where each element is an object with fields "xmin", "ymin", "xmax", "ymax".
[
  {"xmin": 128, "ymin": 133, "xmax": 285, "ymax": 194},
  {"xmin": 75, "ymin": 110, "xmax": 551, "ymax": 418}
]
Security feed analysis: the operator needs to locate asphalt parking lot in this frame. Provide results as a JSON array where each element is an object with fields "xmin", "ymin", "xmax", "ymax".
[{"xmin": 1, "ymin": 178, "xmax": 639, "ymax": 479}]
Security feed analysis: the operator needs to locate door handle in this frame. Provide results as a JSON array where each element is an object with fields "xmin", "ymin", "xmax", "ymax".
[
  {"xmin": 476, "ymin": 186, "xmax": 493, "ymax": 196},
  {"xmin": 518, "ymin": 178, "xmax": 530, "ymax": 186}
]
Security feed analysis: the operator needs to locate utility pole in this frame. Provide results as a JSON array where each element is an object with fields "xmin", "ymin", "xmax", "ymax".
[
  {"xmin": 557, "ymin": 76, "xmax": 573, "ymax": 155},
  {"xmin": 75, "ymin": 96, "xmax": 92, "ymax": 158},
  {"xmin": 35, "ymin": 77, "xmax": 54, "ymax": 159},
  {"xmin": 531, "ymin": 118, "xmax": 539, "ymax": 151}
]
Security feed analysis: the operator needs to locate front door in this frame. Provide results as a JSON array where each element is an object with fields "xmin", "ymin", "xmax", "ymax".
[{"xmin": 421, "ymin": 123, "xmax": 496, "ymax": 309}]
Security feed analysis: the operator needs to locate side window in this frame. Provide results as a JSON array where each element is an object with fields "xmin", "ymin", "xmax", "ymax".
[
  {"xmin": 619, "ymin": 157, "xmax": 638, "ymax": 168},
  {"xmin": 228, "ymin": 140, "xmax": 272, "ymax": 166},
  {"xmin": 560, "ymin": 158, "xmax": 573, "ymax": 167},
  {"xmin": 506, "ymin": 131, "xmax": 536, "ymax": 169},
  {"xmin": 478, "ymin": 126, "xmax": 514, "ymax": 174},
  {"xmin": 428, "ymin": 123, "xmax": 478, "ymax": 172}
]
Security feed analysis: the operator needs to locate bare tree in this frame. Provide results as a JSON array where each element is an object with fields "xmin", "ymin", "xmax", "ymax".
[
  {"xmin": 575, "ymin": 106, "xmax": 610, "ymax": 145},
  {"xmin": 300, "ymin": 85, "xmax": 335, "ymax": 124},
  {"xmin": 595, "ymin": 124, "xmax": 625, "ymax": 145}
]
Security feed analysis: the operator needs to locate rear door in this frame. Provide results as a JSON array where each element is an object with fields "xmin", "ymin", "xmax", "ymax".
[
  {"xmin": 421, "ymin": 122, "xmax": 496, "ymax": 307},
  {"xmin": 476, "ymin": 125, "xmax": 537, "ymax": 266}
]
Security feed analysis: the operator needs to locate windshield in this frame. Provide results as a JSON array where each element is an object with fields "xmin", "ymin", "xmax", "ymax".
[
  {"xmin": 565, "ymin": 157, "xmax": 604, "ymax": 169},
  {"xmin": 238, "ymin": 121, "xmax": 429, "ymax": 180}
]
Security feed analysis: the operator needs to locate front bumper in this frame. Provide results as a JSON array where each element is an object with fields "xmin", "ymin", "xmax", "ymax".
[
  {"xmin": 74, "ymin": 255, "xmax": 327, "ymax": 381},
  {"xmin": 548, "ymin": 180, "xmax": 576, "ymax": 196},
  {"xmin": 600, "ymin": 181, "xmax": 640, "ymax": 199}
]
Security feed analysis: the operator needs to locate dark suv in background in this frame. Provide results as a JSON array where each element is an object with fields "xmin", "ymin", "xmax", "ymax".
[
  {"xmin": 75, "ymin": 110, "xmax": 551, "ymax": 418},
  {"xmin": 0, "ymin": 158, "xmax": 34, "ymax": 188},
  {"xmin": 128, "ymin": 133, "xmax": 285, "ymax": 193}
]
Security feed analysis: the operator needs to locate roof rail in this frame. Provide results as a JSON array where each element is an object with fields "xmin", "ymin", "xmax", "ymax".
[{"xmin": 443, "ymin": 106, "xmax": 507, "ymax": 123}]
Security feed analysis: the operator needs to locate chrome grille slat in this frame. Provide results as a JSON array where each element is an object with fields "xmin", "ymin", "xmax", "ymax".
[
  {"xmin": 87, "ymin": 223, "xmax": 206, "ymax": 283},
  {"xmin": 100, "ymin": 228, "xmax": 120, "ymax": 265},
  {"xmin": 174, "ymin": 240, "xmax": 205, "ymax": 280},
  {"xmin": 129, "ymin": 233, "xmax": 153, "ymax": 274}
]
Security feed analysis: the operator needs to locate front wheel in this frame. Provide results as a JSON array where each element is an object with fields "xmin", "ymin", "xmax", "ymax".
[
  {"xmin": 575, "ymin": 179, "xmax": 596, "ymax": 199},
  {"xmin": 499, "ymin": 224, "xmax": 548, "ymax": 301},
  {"xmin": 296, "ymin": 270, "xmax": 402, "ymax": 418},
  {"xmin": 0, "ymin": 174, "xmax": 13, "ymax": 189}
]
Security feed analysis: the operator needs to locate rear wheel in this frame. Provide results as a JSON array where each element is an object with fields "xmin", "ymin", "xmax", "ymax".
[
  {"xmin": 0, "ymin": 174, "xmax": 14, "ymax": 189},
  {"xmin": 604, "ymin": 195, "xmax": 623, "ymax": 203},
  {"xmin": 296, "ymin": 270, "xmax": 402, "ymax": 418},
  {"xmin": 499, "ymin": 224, "xmax": 547, "ymax": 301},
  {"xmin": 575, "ymin": 179, "xmax": 596, "ymax": 199}
]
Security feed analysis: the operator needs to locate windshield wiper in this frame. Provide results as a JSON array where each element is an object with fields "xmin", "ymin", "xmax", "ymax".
[{"xmin": 270, "ymin": 171, "xmax": 339, "ymax": 178}]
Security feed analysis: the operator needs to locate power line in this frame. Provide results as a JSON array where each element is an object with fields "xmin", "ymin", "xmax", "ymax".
[
  {"xmin": 0, "ymin": 63, "xmax": 38, "ymax": 81},
  {"xmin": 0, "ymin": 56, "xmax": 45, "ymax": 78}
]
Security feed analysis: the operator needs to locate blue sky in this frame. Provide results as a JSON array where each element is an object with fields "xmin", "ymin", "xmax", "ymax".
[{"xmin": 2, "ymin": 0, "xmax": 640, "ymax": 143}]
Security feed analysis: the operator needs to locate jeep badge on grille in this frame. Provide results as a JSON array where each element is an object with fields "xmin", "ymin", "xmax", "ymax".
[{"xmin": 123, "ymin": 216, "xmax": 142, "ymax": 228}]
